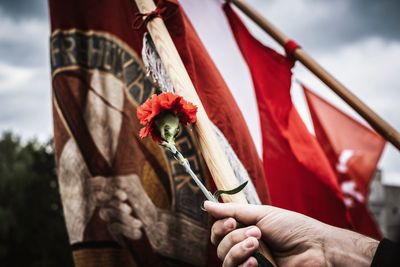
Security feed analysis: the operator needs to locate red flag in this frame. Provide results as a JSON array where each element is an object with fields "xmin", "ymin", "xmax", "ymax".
[
  {"xmin": 224, "ymin": 4, "xmax": 350, "ymax": 228},
  {"xmin": 49, "ymin": 0, "xmax": 269, "ymax": 266},
  {"xmin": 164, "ymin": 2, "xmax": 270, "ymax": 205},
  {"xmin": 303, "ymin": 85, "xmax": 385, "ymax": 239},
  {"xmin": 126, "ymin": 0, "xmax": 270, "ymax": 206}
]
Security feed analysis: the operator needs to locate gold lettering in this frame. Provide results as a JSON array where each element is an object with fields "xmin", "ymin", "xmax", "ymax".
[
  {"xmin": 87, "ymin": 37, "xmax": 103, "ymax": 67},
  {"xmin": 102, "ymin": 40, "xmax": 113, "ymax": 71},
  {"xmin": 110, "ymin": 43, "xmax": 120, "ymax": 73},
  {"xmin": 112, "ymin": 48, "xmax": 125, "ymax": 79},
  {"xmin": 50, "ymin": 37, "xmax": 61, "ymax": 67},
  {"xmin": 61, "ymin": 36, "xmax": 76, "ymax": 65}
]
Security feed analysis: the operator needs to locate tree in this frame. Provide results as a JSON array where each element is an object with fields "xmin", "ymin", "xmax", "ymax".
[{"xmin": 0, "ymin": 132, "xmax": 73, "ymax": 267}]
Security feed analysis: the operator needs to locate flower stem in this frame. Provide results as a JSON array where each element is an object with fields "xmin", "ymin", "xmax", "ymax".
[{"xmin": 161, "ymin": 141, "xmax": 217, "ymax": 202}]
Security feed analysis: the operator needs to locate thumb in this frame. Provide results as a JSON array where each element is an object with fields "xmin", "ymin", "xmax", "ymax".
[{"xmin": 204, "ymin": 201, "xmax": 271, "ymax": 226}]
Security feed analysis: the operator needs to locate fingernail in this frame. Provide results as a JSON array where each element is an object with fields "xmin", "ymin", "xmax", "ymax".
[
  {"xmin": 245, "ymin": 227, "xmax": 260, "ymax": 238},
  {"xmin": 244, "ymin": 238, "xmax": 254, "ymax": 249},
  {"xmin": 201, "ymin": 201, "xmax": 206, "ymax": 211},
  {"xmin": 133, "ymin": 229, "xmax": 142, "ymax": 240},
  {"xmin": 99, "ymin": 209, "xmax": 109, "ymax": 221},
  {"xmin": 203, "ymin": 201, "xmax": 215, "ymax": 209},
  {"xmin": 115, "ymin": 190, "xmax": 128, "ymax": 201},
  {"xmin": 223, "ymin": 218, "xmax": 235, "ymax": 230},
  {"xmin": 244, "ymin": 257, "xmax": 257, "ymax": 267}
]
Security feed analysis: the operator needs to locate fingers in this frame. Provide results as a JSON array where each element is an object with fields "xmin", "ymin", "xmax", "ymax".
[
  {"xmin": 238, "ymin": 257, "xmax": 258, "ymax": 267},
  {"xmin": 217, "ymin": 226, "xmax": 261, "ymax": 260},
  {"xmin": 90, "ymin": 176, "xmax": 107, "ymax": 190},
  {"xmin": 97, "ymin": 187, "xmax": 144, "ymax": 237},
  {"xmin": 211, "ymin": 217, "xmax": 237, "ymax": 245},
  {"xmin": 94, "ymin": 186, "xmax": 128, "ymax": 207},
  {"xmin": 108, "ymin": 222, "xmax": 143, "ymax": 241},
  {"xmin": 222, "ymin": 237, "xmax": 259, "ymax": 267},
  {"xmin": 90, "ymin": 175, "xmax": 137, "ymax": 204},
  {"xmin": 99, "ymin": 207, "xmax": 141, "ymax": 228},
  {"xmin": 208, "ymin": 205, "xmax": 264, "ymax": 267},
  {"xmin": 204, "ymin": 201, "xmax": 271, "ymax": 226},
  {"xmin": 108, "ymin": 199, "xmax": 132, "ymax": 214},
  {"xmin": 100, "ymin": 206, "xmax": 144, "ymax": 243},
  {"xmin": 91, "ymin": 174, "xmax": 148, "ymax": 245},
  {"xmin": 114, "ymin": 189, "xmax": 128, "ymax": 202},
  {"xmin": 90, "ymin": 176, "xmax": 114, "ymax": 203},
  {"xmin": 115, "ymin": 174, "xmax": 140, "ymax": 191}
]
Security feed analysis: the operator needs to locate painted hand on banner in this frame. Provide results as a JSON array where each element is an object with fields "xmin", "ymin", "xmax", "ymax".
[
  {"xmin": 90, "ymin": 174, "xmax": 208, "ymax": 265},
  {"xmin": 90, "ymin": 175, "xmax": 143, "ymax": 243}
]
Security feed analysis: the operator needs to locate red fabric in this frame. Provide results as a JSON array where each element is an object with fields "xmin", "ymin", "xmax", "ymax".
[
  {"xmin": 303, "ymin": 85, "xmax": 385, "ymax": 239},
  {"xmin": 49, "ymin": 0, "xmax": 270, "ymax": 208},
  {"xmin": 161, "ymin": 5, "xmax": 271, "ymax": 265},
  {"xmin": 132, "ymin": 6, "xmax": 167, "ymax": 30},
  {"xmin": 224, "ymin": 4, "xmax": 350, "ymax": 228},
  {"xmin": 284, "ymin": 39, "xmax": 300, "ymax": 60},
  {"xmin": 50, "ymin": 1, "xmax": 270, "ymax": 265},
  {"xmin": 162, "ymin": 1, "xmax": 270, "ymax": 204}
]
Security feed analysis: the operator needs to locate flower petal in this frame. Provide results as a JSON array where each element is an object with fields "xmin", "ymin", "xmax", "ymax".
[
  {"xmin": 139, "ymin": 125, "xmax": 152, "ymax": 139},
  {"xmin": 136, "ymin": 92, "xmax": 198, "ymax": 142}
]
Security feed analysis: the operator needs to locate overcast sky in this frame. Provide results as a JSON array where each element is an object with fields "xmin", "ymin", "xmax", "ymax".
[{"xmin": 0, "ymin": 0, "xmax": 399, "ymax": 185}]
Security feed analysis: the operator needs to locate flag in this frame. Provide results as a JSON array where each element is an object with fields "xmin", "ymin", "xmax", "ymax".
[
  {"xmin": 49, "ymin": 0, "xmax": 269, "ymax": 266},
  {"xmin": 161, "ymin": 1, "xmax": 270, "ymax": 205},
  {"xmin": 224, "ymin": 4, "xmax": 350, "ymax": 228},
  {"xmin": 303, "ymin": 85, "xmax": 385, "ymax": 238},
  {"xmin": 179, "ymin": 0, "xmax": 264, "ymax": 156}
]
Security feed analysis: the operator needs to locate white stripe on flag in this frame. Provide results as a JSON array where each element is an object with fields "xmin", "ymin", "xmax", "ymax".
[{"xmin": 180, "ymin": 0, "xmax": 262, "ymax": 157}]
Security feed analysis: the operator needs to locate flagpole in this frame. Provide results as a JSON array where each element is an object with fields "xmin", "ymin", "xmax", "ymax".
[
  {"xmin": 230, "ymin": 0, "xmax": 400, "ymax": 151},
  {"xmin": 133, "ymin": 0, "xmax": 276, "ymax": 265}
]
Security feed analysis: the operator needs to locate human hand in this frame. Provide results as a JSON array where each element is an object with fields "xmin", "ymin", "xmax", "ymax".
[
  {"xmin": 90, "ymin": 174, "xmax": 209, "ymax": 265},
  {"xmin": 205, "ymin": 201, "xmax": 378, "ymax": 267},
  {"xmin": 90, "ymin": 175, "xmax": 144, "ymax": 244}
]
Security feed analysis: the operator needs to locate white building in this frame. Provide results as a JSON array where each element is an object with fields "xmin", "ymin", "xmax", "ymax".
[{"xmin": 369, "ymin": 169, "xmax": 400, "ymax": 242}]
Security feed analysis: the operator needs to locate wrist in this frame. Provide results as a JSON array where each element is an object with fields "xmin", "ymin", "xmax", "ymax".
[{"xmin": 324, "ymin": 226, "xmax": 379, "ymax": 267}]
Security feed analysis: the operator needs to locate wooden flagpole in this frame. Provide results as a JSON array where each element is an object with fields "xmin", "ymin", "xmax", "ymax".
[
  {"xmin": 230, "ymin": 0, "xmax": 400, "ymax": 151},
  {"xmin": 133, "ymin": 0, "xmax": 277, "ymax": 265}
]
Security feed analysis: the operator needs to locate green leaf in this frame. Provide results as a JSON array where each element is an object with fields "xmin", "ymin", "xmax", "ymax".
[{"xmin": 213, "ymin": 181, "xmax": 248, "ymax": 201}]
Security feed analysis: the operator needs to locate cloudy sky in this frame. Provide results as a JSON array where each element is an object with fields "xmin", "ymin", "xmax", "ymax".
[{"xmin": 0, "ymin": 0, "xmax": 399, "ymax": 185}]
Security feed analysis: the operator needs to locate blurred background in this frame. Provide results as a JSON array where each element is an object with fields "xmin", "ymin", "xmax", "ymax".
[{"xmin": 0, "ymin": 0, "xmax": 399, "ymax": 266}]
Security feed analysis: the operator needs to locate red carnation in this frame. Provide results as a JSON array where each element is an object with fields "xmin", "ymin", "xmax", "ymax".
[{"xmin": 137, "ymin": 92, "xmax": 198, "ymax": 142}]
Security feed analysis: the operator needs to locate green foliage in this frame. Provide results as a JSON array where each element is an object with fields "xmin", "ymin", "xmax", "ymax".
[{"xmin": 0, "ymin": 132, "xmax": 73, "ymax": 267}]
